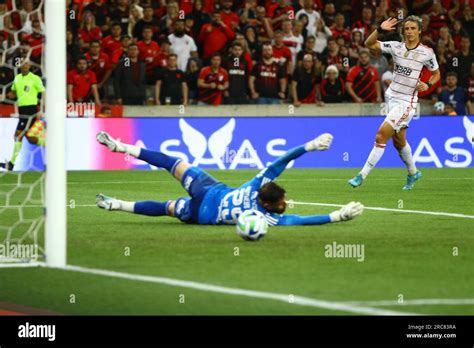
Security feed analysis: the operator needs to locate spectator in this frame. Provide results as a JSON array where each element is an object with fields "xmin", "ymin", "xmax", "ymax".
[
  {"xmin": 185, "ymin": 58, "xmax": 201, "ymax": 103},
  {"xmin": 137, "ymin": 26, "xmax": 160, "ymax": 84},
  {"xmin": 223, "ymin": 42, "xmax": 249, "ymax": 104},
  {"xmin": 438, "ymin": 26, "xmax": 456, "ymax": 55},
  {"xmin": 78, "ymin": 10, "xmax": 102, "ymax": 50},
  {"xmin": 113, "ymin": 43, "xmax": 146, "ymax": 105},
  {"xmin": 296, "ymin": 35, "xmax": 319, "ymax": 64},
  {"xmin": 198, "ymin": 11, "xmax": 235, "ymax": 62},
  {"xmin": 249, "ymin": 43, "xmax": 287, "ymax": 104},
  {"xmin": 320, "ymin": 64, "xmax": 346, "ymax": 103},
  {"xmin": 349, "ymin": 28, "xmax": 364, "ymax": 59},
  {"xmin": 346, "ymin": 49, "xmax": 381, "ymax": 103},
  {"xmin": 467, "ymin": 62, "xmax": 474, "ymax": 115},
  {"xmin": 67, "ymin": 28, "xmax": 81, "ymax": 70},
  {"xmin": 110, "ymin": 34, "xmax": 131, "ymax": 67},
  {"xmin": 270, "ymin": 0, "xmax": 294, "ymax": 31},
  {"xmin": 322, "ymin": 2, "xmax": 336, "ymax": 27},
  {"xmin": 160, "ymin": 2, "xmax": 180, "ymax": 37},
  {"xmin": 321, "ymin": 37, "xmax": 343, "ymax": 70},
  {"xmin": 197, "ymin": 53, "xmax": 229, "ymax": 105},
  {"xmin": 293, "ymin": 19, "xmax": 307, "ymax": 41},
  {"xmin": 444, "ymin": 102, "xmax": 457, "ymax": 115},
  {"xmin": 282, "ymin": 20, "xmax": 303, "ymax": 66},
  {"xmin": 429, "ymin": 1, "xmax": 449, "ymax": 38},
  {"xmin": 255, "ymin": 6, "xmax": 273, "ymax": 43},
  {"xmin": 168, "ymin": 19, "xmax": 198, "ymax": 72},
  {"xmin": 67, "ymin": 56, "xmax": 101, "ymax": 105},
  {"xmin": 133, "ymin": 5, "xmax": 160, "ymax": 41},
  {"xmin": 128, "ymin": 4, "xmax": 143, "ymax": 38},
  {"xmin": 331, "ymin": 13, "xmax": 351, "ymax": 43},
  {"xmin": 239, "ymin": 0, "xmax": 258, "ymax": 27},
  {"xmin": 291, "ymin": 53, "xmax": 321, "ymax": 106},
  {"xmin": 188, "ymin": 0, "xmax": 211, "ymax": 40},
  {"xmin": 234, "ymin": 33, "xmax": 254, "ymax": 72},
  {"xmin": 351, "ymin": 6, "xmax": 373, "ymax": 36},
  {"xmin": 308, "ymin": 18, "xmax": 332, "ymax": 54},
  {"xmin": 84, "ymin": 0, "xmax": 110, "ymax": 32},
  {"xmin": 220, "ymin": 0, "xmax": 240, "ymax": 30},
  {"xmin": 22, "ymin": 19, "xmax": 44, "ymax": 64},
  {"xmin": 439, "ymin": 72, "xmax": 467, "ymax": 115},
  {"xmin": 155, "ymin": 39, "xmax": 171, "ymax": 69},
  {"xmin": 85, "ymin": 40, "xmax": 112, "ymax": 96},
  {"xmin": 272, "ymin": 30, "xmax": 293, "ymax": 74},
  {"xmin": 452, "ymin": 20, "xmax": 467, "ymax": 51},
  {"xmin": 244, "ymin": 25, "xmax": 260, "ymax": 57},
  {"xmin": 101, "ymin": 22, "xmax": 122, "ymax": 57},
  {"xmin": 460, "ymin": 5, "xmax": 473, "ymax": 41},
  {"xmin": 448, "ymin": 36, "xmax": 473, "ymax": 88},
  {"xmin": 109, "ymin": 0, "xmax": 129, "ymax": 33},
  {"xmin": 296, "ymin": 0, "xmax": 321, "ymax": 33},
  {"xmin": 155, "ymin": 54, "xmax": 188, "ymax": 105}
]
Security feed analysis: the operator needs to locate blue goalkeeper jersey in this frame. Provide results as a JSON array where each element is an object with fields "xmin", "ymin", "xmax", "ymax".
[{"xmin": 196, "ymin": 146, "xmax": 331, "ymax": 226}]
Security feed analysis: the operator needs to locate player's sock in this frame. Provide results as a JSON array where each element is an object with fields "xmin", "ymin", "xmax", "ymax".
[
  {"xmin": 138, "ymin": 149, "xmax": 182, "ymax": 174},
  {"xmin": 134, "ymin": 200, "xmax": 171, "ymax": 216},
  {"xmin": 398, "ymin": 143, "xmax": 417, "ymax": 175},
  {"xmin": 360, "ymin": 143, "xmax": 386, "ymax": 179},
  {"xmin": 10, "ymin": 141, "xmax": 22, "ymax": 165},
  {"xmin": 116, "ymin": 200, "xmax": 134, "ymax": 212}
]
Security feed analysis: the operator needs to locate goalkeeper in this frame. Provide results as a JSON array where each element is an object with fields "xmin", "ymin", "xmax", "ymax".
[
  {"xmin": 1, "ymin": 60, "xmax": 45, "ymax": 171},
  {"xmin": 96, "ymin": 131, "xmax": 364, "ymax": 226}
]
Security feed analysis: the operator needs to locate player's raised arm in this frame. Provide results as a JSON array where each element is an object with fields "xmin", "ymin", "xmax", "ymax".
[
  {"xmin": 365, "ymin": 17, "xmax": 399, "ymax": 52},
  {"xmin": 277, "ymin": 202, "xmax": 364, "ymax": 225}
]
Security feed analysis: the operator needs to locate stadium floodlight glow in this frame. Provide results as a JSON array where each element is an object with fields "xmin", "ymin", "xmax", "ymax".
[{"xmin": 45, "ymin": 0, "xmax": 67, "ymax": 268}]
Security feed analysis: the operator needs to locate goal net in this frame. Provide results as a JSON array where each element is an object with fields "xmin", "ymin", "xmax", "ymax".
[{"xmin": 0, "ymin": 0, "xmax": 66, "ymax": 267}]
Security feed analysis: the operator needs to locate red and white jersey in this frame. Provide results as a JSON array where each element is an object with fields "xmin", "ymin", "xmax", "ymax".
[{"xmin": 380, "ymin": 40, "xmax": 438, "ymax": 104}]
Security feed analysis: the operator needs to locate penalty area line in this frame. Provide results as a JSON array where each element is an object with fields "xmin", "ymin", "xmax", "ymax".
[
  {"xmin": 59, "ymin": 264, "xmax": 417, "ymax": 316},
  {"xmin": 345, "ymin": 299, "xmax": 474, "ymax": 306},
  {"xmin": 289, "ymin": 201, "xmax": 474, "ymax": 219}
]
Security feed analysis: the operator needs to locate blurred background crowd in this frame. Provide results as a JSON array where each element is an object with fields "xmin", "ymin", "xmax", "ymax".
[{"xmin": 0, "ymin": 0, "xmax": 473, "ymax": 114}]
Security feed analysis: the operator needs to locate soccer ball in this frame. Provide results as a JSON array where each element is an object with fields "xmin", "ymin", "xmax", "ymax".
[
  {"xmin": 236, "ymin": 210, "xmax": 268, "ymax": 241},
  {"xmin": 434, "ymin": 101, "xmax": 445, "ymax": 113}
]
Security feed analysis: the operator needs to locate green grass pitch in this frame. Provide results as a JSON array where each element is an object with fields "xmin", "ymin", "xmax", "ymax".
[{"xmin": 1, "ymin": 167, "xmax": 473, "ymax": 315}]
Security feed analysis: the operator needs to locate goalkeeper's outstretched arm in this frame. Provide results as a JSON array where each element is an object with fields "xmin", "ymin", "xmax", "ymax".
[
  {"xmin": 263, "ymin": 133, "xmax": 333, "ymax": 181},
  {"xmin": 277, "ymin": 202, "xmax": 364, "ymax": 226}
]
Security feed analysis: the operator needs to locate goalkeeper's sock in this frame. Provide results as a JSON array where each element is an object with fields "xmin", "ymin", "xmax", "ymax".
[
  {"xmin": 134, "ymin": 200, "xmax": 171, "ymax": 216},
  {"xmin": 10, "ymin": 141, "xmax": 22, "ymax": 165},
  {"xmin": 398, "ymin": 143, "xmax": 417, "ymax": 175},
  {"xmin": 138, "ymin": 149, "xmax": 182, "ymax": 174},
  {"xmin": 360, "ymin": 143, "xmax": 386, "ymax": 179}
]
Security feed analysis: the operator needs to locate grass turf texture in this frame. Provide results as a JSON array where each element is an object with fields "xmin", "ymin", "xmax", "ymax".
[{"xmin": 1, "ymin": 168, "xmax": 473, "ymax": 315}]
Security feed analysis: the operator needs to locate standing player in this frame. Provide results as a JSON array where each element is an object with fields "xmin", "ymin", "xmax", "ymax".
[
  {"xmin": 348, "ymin": 16, "xmax": 440, "ymax": 190},
  {"xmin": 96, "ymin": 131, "xmax": 364, "ymax": 226},
  {"xmin": 1, "ymin": 60, "xmax": 44, "ymax": 171}
]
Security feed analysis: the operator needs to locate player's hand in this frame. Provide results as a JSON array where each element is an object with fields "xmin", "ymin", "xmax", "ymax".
[
  {"xmin": 116, "ymin": 98, "xmax": 123, "ymax": 105},
  {"xmin": 251, "ymin": 92, "xmax": 259, "ymax": 99},
  {"xmin": 210, "ymin": 82, "xmax": 217, "ymax": 89},
  {"xmin": 354, "ymin": 96, "xmax": 364, "ymax": 103},
  {"xmin": 306, "ymin": 132, "xmax": 333, "ymax": 151},
  {"xmin": 380, "ymin": 17, "xmax": 398, "ymax": 32},
  {"xmin": 294, "ymin": 100, "xmax": 302, "ymax": 107},
  {"xmin": 155, "ymin": 99, "xmax": 161, "ymax": 105},
  {"xmin": 330, "ymin": 201, "xmax": 364, "ymax": 222},
  {"xmin": 416, "ymin": 81, "xmax": 429, "ymax": 92},
  {"xmin": 278, "ymin": 91, "xmax": 286, "ymax": 99},
  {"xmin": 339, "ymin": 201, "xmax": 364, "ymax": 221}
]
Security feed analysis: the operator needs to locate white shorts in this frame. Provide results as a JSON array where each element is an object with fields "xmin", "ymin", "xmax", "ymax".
[{"xmin": 384, "ymin": 96, "xmax": 417, "ymax": 133}]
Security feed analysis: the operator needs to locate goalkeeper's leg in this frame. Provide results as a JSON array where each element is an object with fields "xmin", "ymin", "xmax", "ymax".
[{"xmin": 96, "ymin": 131, "xmax": 191, "ymax": 181}]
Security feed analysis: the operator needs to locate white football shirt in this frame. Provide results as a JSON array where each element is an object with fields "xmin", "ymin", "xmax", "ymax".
[
  {"xmin": 168, "ymin": 34, "xmax": 198, "ymax": 71},
  {"xmin": 380, "ymin": 40, "xmax": 439, "ymax": 104}
]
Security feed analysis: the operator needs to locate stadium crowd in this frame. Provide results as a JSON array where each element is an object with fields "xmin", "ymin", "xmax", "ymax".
[{"xmin": 0, "ymin": 0, "xmax": 473, "ymax": 114}]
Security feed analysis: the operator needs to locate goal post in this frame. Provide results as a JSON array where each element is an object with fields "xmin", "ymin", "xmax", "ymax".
[{"xmin": 44, "ymin": 0, "xmax": 67, "ymax": 268}]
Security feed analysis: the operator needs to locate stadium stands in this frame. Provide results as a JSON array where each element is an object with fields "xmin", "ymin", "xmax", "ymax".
[{"xmin": 0, "ymin": 0, "xmax": 473, "ymax": 114}]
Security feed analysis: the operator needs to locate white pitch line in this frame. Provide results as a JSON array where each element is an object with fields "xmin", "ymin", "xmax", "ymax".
[
  {"xmin": 345, "ymin": 299, "xmax": 474, "ymax": 306},
  {"xmin": 290, "ymin": 201, "xmax": 474, "ymax": 219},
  {"xmin": 58, "ymin": 264, "xmax": 417, "ymax": 316}
]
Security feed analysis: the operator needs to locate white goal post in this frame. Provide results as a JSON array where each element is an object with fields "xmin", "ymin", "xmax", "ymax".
[{"xmin": 44, "ymin": 0, "xmax": 67, "ymax": 268}]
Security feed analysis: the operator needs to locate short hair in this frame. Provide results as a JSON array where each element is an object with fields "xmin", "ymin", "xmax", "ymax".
[
  {"xmin": 447, "ymin": 71, "xmax": 458, "ymax": 78},
  {"xmin": 128, "ymin": 43, "xmax": 138, "ymax": 49},
  {"xmin": 211, "ymin": 52, "xmax": 221, "ymax": 59},
  {"xmin": 142, "ymin": 25, "xmax": 153, "ymax": 32},
  {"xmin": 76, "ymin": 56, "xmax": 87, "ymax": 64},
  {"xmin": 111, "ymin": 22, "xmax": 122, "ymax": 28},
  {"xmin": 232, "ymin": 41, "xmax": 243, "ymax": 48},
  {"xmin": 168, "ymin": 53, "xmax": 178, "ymax": 59},
  {"xmin": 258, "ymin": 182, "xmax": 286, "ymax": 205},
  {"xmin": 90, "ymin": 40, "xmax": 101, "ymax": 46}
]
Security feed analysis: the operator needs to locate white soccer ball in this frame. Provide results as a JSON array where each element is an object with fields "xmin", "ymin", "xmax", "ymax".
[
  {"xmin": 236, "ymin": 210, "xmax": 268, "ymax": 241},
  {"xmin": 434, "ymin": 101, "xmax": 445, "ymax": 113}
]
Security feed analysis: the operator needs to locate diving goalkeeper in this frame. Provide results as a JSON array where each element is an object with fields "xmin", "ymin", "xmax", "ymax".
[{"xmin": 96, "ymin": 132, "xmax": 364, "ymax": 226}]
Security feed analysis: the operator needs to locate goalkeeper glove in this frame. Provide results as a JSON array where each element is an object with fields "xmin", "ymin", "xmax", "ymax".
[
  {"xmin": 329, "ymin": 201, "xmax": 364, "ymax": 222},
  {"xmin": 305, "ymin": 133, "xmax": 333, "ymax": 151}
]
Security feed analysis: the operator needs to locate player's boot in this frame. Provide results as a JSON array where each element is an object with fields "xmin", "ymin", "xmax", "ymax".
[
  {"xmin": 0, "ymin": 161, "xmax": 13, "ymax": 171},
  {"xmin": 96, "ymin": 193, "xmax": 120, "ymax": 211},
  {"xmin": 305, "ymin": 133, "xmax": 333, "ymax": 151},
  {"xmin": 348, "ymin": 173, "xmax": 364, "ymax": 188},
  {"xmin": 96, "ymin": 131, "xmax": 125, "ymax": 152},
  {"xmin": 402, "ymin": 170, "xmax": 422, "ymax": 190}
]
